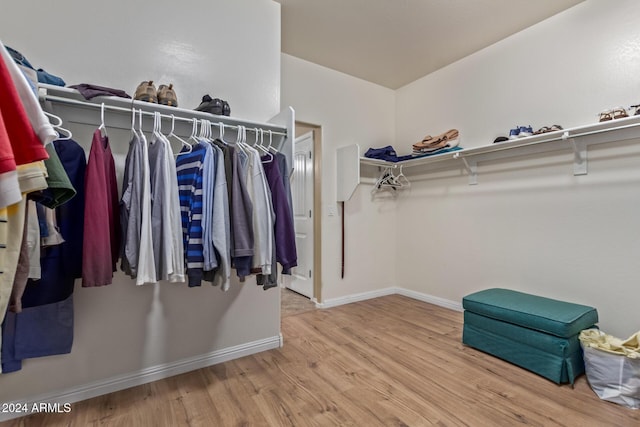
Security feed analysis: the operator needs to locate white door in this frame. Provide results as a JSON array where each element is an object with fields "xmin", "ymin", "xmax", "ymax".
[{"xmin": 288, "ymin": 131, "xmax": 314, "ymax": 298}]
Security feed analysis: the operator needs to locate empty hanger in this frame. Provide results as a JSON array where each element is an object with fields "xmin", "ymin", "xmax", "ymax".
[
  {"xmin": 44, "ymin": 111, "xmax": 72, "ymax": 141},
  {"xmin": 254, "ymin": 127, "xmax": 273, "ymax": 162},
  {"xmin": 168, "ymin": 114, "xmax": 192, "ymax": 155}
]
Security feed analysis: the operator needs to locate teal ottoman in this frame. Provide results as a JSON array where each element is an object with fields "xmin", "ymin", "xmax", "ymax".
[{"xmin": 462, "ymin": 288, "xmax": 598, "ymax": 385}]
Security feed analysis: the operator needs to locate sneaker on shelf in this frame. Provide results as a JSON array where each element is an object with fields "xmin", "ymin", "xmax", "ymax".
[
  {"xmin": 195, "ymin": 94, "xmax": 223, "ymax": 115},
  {"xmin": 134, "ymin": 80, "xmax": 158, "ymax": 103},
  {"xmin": 222, "ymin": 100, "xmax": 231, "ymax": 116},
  {"xmin": 509, "ymin": 127, "xmax": 520, "ymax": 139},
  {"xmin": 518, "ymin": 125, "xmax": 533, "ymax": 137},
  {"xmin": 157, "ymin": 84, "xmax": 178, "ymax": 107}
]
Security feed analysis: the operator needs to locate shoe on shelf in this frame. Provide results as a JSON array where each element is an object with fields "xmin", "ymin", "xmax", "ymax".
[
  {"xmin": 134, "ymin": 80, "xmax": 158, "ymax": 103},
  {"xmin": 612, "ymin": 106, "xmax": 628, "ymax": 120},
  {"xmin": 195, "ymin": 94, "xmax": 223, "ymax": 115},
  {"xmin": 598, "ymin": 109, "xmax": 613, "ymax": 122},
  {"xmin": 157, "ymin": 84, "xmax": 178, "ymax": 107},
  {"xmin": 222, "ymin": 100, "xmax": 231, "ymax": 116},
  {"xmin": 509, "ymin": 127, "xmax": 520, "ymax": 139},
  {"xmin": 518, "ymin": 125, "xmax": 533, "ymax": 137},
  {"xmin": 631, "ymin": 104, "xmax": 640, "ymax": 116}
]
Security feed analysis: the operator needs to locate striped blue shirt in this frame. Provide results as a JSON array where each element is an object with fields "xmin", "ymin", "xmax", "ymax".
[{"xmin": 176, "ymin": 144, "xmax": 206, "ymax": 286}]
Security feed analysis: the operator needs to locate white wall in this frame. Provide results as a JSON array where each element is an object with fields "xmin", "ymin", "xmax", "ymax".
[
  {"xmin": 281, "ymin": 54, "xmax": 397, "ymax": 302},
  {"xmin": 0, "ymin": 0, "xmax": 282, "ymax": 405},
  {"xmin": 395, "ymin": 0, "xmax": 640, "ymax": 337}
]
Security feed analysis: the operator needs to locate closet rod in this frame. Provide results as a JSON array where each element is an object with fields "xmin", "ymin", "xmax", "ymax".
[{"xmin": 41, "ymin": 94, "xmax": 288, "ymax": 137}]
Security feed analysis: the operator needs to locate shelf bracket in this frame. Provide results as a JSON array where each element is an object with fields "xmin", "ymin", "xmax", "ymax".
[
  {"xmin": 567, "ymin": 137, "xmax": 587, "ymax": 175},
  {"xmin": 454, "ymin": 153, "xmax": 477, "ymax": 185}
]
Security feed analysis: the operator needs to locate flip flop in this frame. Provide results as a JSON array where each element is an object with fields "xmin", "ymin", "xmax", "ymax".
[{"xmin": 413, "ymin": 129, "xmax": 459, "ymax": 150}]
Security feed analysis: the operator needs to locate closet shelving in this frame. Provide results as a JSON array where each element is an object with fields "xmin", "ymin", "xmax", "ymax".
[
  {"xmin": 38, "ymin": 83, "xmax": 295, "ymax": 167},
  {"xmin": 337, "ymin": 114, "xmax": 640, "ymax": 201}
]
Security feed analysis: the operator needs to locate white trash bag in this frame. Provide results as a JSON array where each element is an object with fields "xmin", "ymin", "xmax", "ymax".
[{"xmin": 579, "ymin": 329, "xmax": 640, "ymax": 409}]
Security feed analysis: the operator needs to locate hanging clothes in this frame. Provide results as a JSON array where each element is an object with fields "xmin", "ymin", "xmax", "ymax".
[
  {"xmin": 202, "ymin": 143, "xmax": 231, "ymax": 290},
  {"xmin": 176, "ymin": 143, "xmax": 207, "ymax": 287},
  {"xmin": 260, "ymin": 154, "xmax": 297, "ymax": 284},
  {"xmin": 120, "ymin": 131, "xmax": 143, "ymax": 278},
  {"xmin": 148, "ymin": 131, "xmax": 184, "ymax": 283},
  {"xmin": 134, "ymin": 129, "xmax": 156, "ymax": 286},
  {"xmin": 2, "ymin": 138, "xmax": 85, "ymax": 373},
  {"xmin": 82, "ymin": 129, "xmax": 120, "ymax": 287},
  {"xmin": 245, "ymin": 146, "xmax": 273, "ymax": 275},
  {"xmin": 0, "ymin": 42, "xmax": 53, "ymax": 373},
  {"xmin": 199, "ymin": 141, "xmax": 218, "ymax": 275},
  {"xmin": 214, "ymin": 141, "xmax": 254, "ymax": 280}
]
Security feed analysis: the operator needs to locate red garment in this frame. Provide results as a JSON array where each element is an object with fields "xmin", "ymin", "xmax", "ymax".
[
  {"xmin": 0, "ymin": 54, "xmax": 47, "ymax": 168},
  {"xmin": 82, "ymin": 129, "xmax": 120, "ymax": 287},
  {"xmin": 0, "ymin": 111, "xmax": 16, "ymax": 174}
]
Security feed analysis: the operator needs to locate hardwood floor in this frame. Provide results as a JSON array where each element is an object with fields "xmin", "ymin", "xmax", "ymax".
[
  {"xmin": 4, "ymin": 295, "xmax": 639, "ymax": 426},
  {"xmin": 281, "ymin": 287, "xmax": 316, "ymax": 318}
]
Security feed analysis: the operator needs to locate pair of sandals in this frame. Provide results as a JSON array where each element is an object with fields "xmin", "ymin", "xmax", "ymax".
[
  {"xmin": 599, "ymin": 107, "xmax": 629, "ymax": 122},
  {"xmin": 533, "ymin": 125, "xmax": 563, "ymax": 135},
  {"xmin": 413, "ymin": 129, "xmax": 459, "ymax": 151}
]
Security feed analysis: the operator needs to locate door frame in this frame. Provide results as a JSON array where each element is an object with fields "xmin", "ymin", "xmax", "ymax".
[{"xmin": 294, "ymin": 121, "xmax": 322, "ymax": 303}]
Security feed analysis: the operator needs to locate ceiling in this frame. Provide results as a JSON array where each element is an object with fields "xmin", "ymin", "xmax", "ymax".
[{"xmin": 274, "ymin": 0, "xmax": 584, "ymax": 89}]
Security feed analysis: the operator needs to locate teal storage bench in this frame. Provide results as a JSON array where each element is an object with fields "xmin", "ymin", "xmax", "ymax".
[{"xmin": 462, "ymin": 288, "xmax": 598, "ymax": 385}]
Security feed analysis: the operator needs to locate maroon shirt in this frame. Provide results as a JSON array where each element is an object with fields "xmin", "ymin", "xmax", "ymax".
[{"xmin": 82, "ymin": 129, "xmax": 120, "ymax": 286}]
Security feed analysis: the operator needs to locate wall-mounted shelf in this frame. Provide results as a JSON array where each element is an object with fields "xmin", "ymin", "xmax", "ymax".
[
  {"xmin": 38, "ymin": 83, "xmax": 295, "ymax": 169},
  {"xmin": 337, "ymin": 114, "xmax": 640, "ymax": 200}
]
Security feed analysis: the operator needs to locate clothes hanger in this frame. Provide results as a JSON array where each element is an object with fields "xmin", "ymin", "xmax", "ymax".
[
  {"xmin": 130, "ymin": 107, "xmax": 138, "ymax": 137},
  {"xmin": 266, "ymin": 130, "xmax": 278, "ymax": 153},
  {"xmin": 44, "ymin": 111, "xmax": 73, "ymax": 141},
  {"xmin": 152, "ymin": 111, "xmax": 164, "ymax": 144},
  {"xmin": 189, "ymin": 118, "xmax": 200, "ymax": 145},
  {"xmin": 254, "ymin": 127, "xmax": 273, "ymax": 162},
  {"xmin": 234, "ymin": 124, "xmax": 248, "ymax": 156},
  {"xmin": 137, "ymin": 107, "xmax": 145, "ymax": 142},
  {"xmin": 218, "ymin": 122, "xmax": 229, "ymax": 145},
  {"xmin": 98, "ymin": 102, "xmax": 107, "ymax": 137},
  {"xmin": 395, "ymin": 165, "xmax": 410, "ymax": 187},
  {"xmin": 168, "ymin": 114, "xmax": 192, "ymax": 155}
]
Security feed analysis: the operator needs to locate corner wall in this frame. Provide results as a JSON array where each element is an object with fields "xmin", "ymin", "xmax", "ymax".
[
  {"xmin": 281, "ymin": 54, "xmax": 397, "ymax": 302},
  {"xmin": 395, "ymin": 0, "xmax": 640, "ymax": 337},
  {"xmin": 0, "ymin": 0, "xmax": 282, "ymax": 407}
]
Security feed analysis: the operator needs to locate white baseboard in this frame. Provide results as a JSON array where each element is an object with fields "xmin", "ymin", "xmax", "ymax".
[
  {"xmin": 315, "ymin": 287, "xmax": 398, "ymax": 308},
  {"xmin": 396, "ymin": 288, "xmax": 463, "ymax": 312},
  {"xmin": 0, "ymin": 335, "xmax": 281, "ymax": 422},
  {"xmin": 316, "ymin": 286, "xmax": 462, "ymax": 312}
]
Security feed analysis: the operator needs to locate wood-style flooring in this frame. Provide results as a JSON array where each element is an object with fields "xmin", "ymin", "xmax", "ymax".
[
  {"xmin": 4, "ymin": 295, "xmax": 639, "ymax": 426},
  {"xmin": 281, "ymin": 287, "xmax": 316, "ymax": 318}
]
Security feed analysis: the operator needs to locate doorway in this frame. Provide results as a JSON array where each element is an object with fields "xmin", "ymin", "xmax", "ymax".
[{"xmin": 282, "ymin": 122, "xmax": 322, "ymax": 312}]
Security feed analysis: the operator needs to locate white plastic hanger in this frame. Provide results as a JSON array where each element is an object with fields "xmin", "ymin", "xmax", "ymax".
[
  {"xmin": 266, "ymin": 130, "xmax": 278, "ymax": 153},
  {"xmin": 45, "ymin": 111, "xmax": 73, "ymax": 141},
  {"xmin": 189, "ymin": 118, "xmax": 200, "ymax": 145},
  {"xmin": 138, "ymin": 107, "xmax": 144, "ymax": 137},
  {"xmin": 218, "ymin": 122, "xmax": 229, "ymax": 145},
  {"xmin": 234, "ymin": 125, "xmax": 248, "ymax": 156},
  {"xmin": 152, "ymin": 111, "xmax": 163, "ymax": 144},
  {"xmin": 130, "ymin": 107, "xmax": 138, "ymax": 137},
  {"xmin": 98, "ymin": 102, "xmax": 107, "ymax": 137},
  {"xmin": 253, "ymin": 127, "xmax": 273, "ymax": 162},
  {"xmin": 168, "ymin": 114, "xmax": 192, "ymax": 155},
  {"xmin": 395, "ymin": 165, "xmax": 410, "ymax": 187}
]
